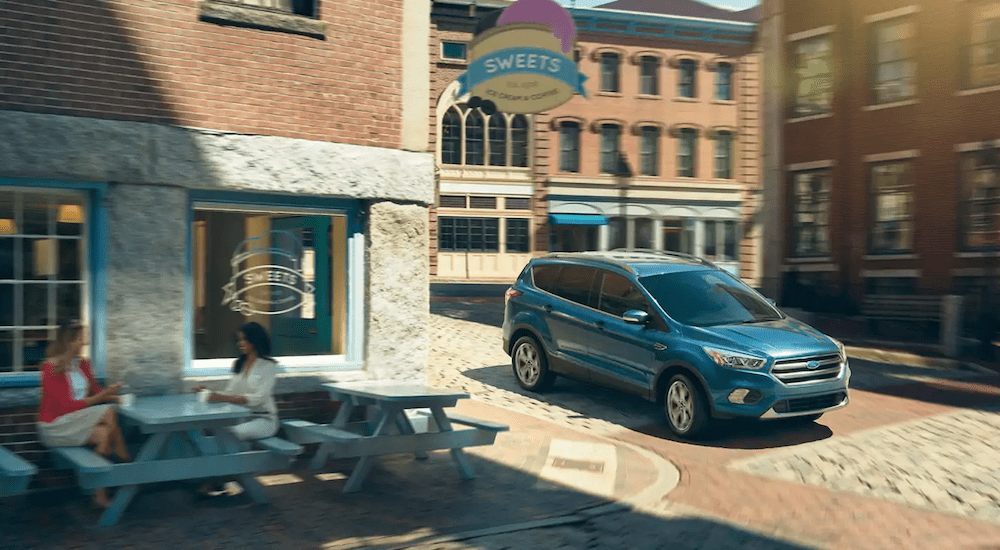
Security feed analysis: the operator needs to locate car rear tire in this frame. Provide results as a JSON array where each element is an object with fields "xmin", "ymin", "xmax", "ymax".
[
  {"xmin": 511, "ymin": 335, "xmax": 555, "ymax": 392},
  {"xmin": 663, "ymin": 373, "xmax": 710, "ymax": 439}
]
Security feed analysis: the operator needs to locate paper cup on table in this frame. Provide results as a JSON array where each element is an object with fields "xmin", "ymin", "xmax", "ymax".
[
  {"xmin": 198, "ymin": 389, "xmax": 211, "ymax": 403},
  {"xmin": 119, "ymin": 394, "xmax": 135, "ymax": 407}
]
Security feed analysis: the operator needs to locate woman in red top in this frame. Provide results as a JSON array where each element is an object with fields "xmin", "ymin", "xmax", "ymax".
[{"xmin": 37, "ymin": 321, "xmax": 129, "ymax": 508}]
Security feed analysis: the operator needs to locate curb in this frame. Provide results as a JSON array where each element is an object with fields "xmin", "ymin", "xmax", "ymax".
[{"xmin": 845, "ymin": 345, "xmax": 997, "ymax": 375}]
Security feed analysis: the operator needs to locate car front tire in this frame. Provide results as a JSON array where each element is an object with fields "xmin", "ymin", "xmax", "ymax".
[
  {"xmin": 663, "ymin": 373, "xmax": 710, "ymax": 439},
  {"xmin": 511, "ymin": 335, "xmax": 555, "ymax": 392}
]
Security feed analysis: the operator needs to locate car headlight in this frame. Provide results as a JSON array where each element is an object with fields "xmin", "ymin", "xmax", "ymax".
[
  {"xmin": 703, "ymin": 347, "xmax": 767, "ymax": 370},
  {"xmin": 832, "ymin": 338, "xmax": 846, "ymax": 362}
]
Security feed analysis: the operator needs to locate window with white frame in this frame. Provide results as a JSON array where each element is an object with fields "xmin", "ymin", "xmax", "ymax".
[
  {"xmin": 438, "ymin": 217, "xmax": 500, "ymax": 252},
  {"xmin": 714, "ymin": 131, "xmax": 733, "ymax": 179},
  {"xmin": 869, "ymin": 160, "xmax": 915, "ymax": 253},
  {"xmin": 678, "ymin": 59, "xmax": 697, "ymax": 98},
  {"xmin": 790, "ymin": 34, "xmax": 833, "ymax": 117},
  {"xmin": 440, "ymin": 106, "xmax": 530, "ymax": 168},
  {"xmin": 600, "ymin": 124, "xmax": 622, "ymax": 174},
  {"xmin": 441, "ymin": 41, "xmax": 468, "ymax": 61},
  {"xmin": 715, "ymin": 62, "xmax": 733, "ymax": 100},
  {"xmin": 600, "ymin": 52, "xmax": 621, "ymax": 93},
  {"xmin": 559, "ymin": 121, "xmax": 580, "ymax": 173},
  {"xmin": 640, "ymin": 126, "xmax": 660, "ymax": 176},
  {"xmin": 702, "ymin": 220, "xmax": 739, "ymax": 262},
  {"xmin": 960, "ymin": 150, "xmax": 1000, "ymax": 249},
  {"xmin": 221, "ymin": 0, "xmax": 316, "ymax": 17},
  {"xmin": 871, "ymin": 16, "xmax": 916, "ymax": 104},
  {"xmin": 790, "ymin": 169, "xmax": 832, "ymax": 257},
  {"xmin": 0, "ymin": 188, "xmax": 89, "ymax": 374},
  {"xmin": 640, "ymin": 56, "xmax": 659, "ymax": 95},
  {"xmin": 967, "ymin": 1, "xmax": 1000, "ymax": 88},
  {"xmin": 677, "ymin": 128, "xmax": 697, "ymax": 178},
  {"xmin": 191, "ymin": 207, "xmax": 350, "ymax": 366}
]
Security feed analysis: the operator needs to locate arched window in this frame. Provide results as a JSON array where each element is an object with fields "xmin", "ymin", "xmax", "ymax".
[
  {"xmin": 465, "ymin": 110, "xmax": 484, "ymax": 166},
  {"xmin": 511, "ymin": 115, "xmax": 528, "ymax": 167},
  {"xmin": 441, "ymin": 108, "xmax": 462, "ymax": 165},
  {"xmin": 489, "ymin": 115, "xmax": 507, "ymax": 166}
]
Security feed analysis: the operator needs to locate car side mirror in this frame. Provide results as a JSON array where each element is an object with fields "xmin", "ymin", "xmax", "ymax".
[
  {"xmin": 623, "ymin": 310, "xmax": 649, "ymax": 325},
  {"xmin": 767, "ymin": 299, "xmax": 777, "ymax": 307}
]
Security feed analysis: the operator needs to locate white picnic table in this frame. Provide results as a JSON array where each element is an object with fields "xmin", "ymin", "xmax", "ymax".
[
  {"xmin": 53, "ymin": 394, "xmax": 295, "ymax": 527},
  {"xmin": 283, "ymin": 380, "xmax": 509, "ymax": 493}
]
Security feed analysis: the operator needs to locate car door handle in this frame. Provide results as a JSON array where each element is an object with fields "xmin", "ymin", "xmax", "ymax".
[
  {"xmin": 594, "ymin": 320, "xmax": 605, "ymax": 329},
  {"xmin": 543, "ymin": 304, "xmax": 553, "ymax": 312},
  {"xmin": 654, "ymin": 343, "xmax": 667, "ymax": 351}
]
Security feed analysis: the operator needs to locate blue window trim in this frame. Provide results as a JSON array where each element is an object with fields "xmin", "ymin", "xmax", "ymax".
[
  {"xmin": 0, "ymin": 178, "xmax": 109, "ymax": 389},
  {"xmin": 185, "ymin": 190, "xmax": 365, "ymax": 377}
]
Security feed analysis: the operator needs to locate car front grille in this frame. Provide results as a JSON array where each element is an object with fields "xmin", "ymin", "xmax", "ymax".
[
  {"xmin": 771, "ymin": 391, "xmax": 848, "ymax": 414},
  {"xmin": 770, "ymin": 353, "xmax": 843, "ymax": 385}
]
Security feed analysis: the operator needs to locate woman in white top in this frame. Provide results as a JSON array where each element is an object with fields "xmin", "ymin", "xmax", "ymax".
[{"xmin": 192, "ymin": 321, "xmax": 279, "ymax": 441}]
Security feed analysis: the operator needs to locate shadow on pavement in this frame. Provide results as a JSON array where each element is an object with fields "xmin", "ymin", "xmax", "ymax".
[
  {"xmin": 0, "ymin": 451, "xmax": 824, "ymax": 550},
  {"xmin": 846, "ymin": 358, "xmax": 1000, "ymax": 412},
  {"xmin": 430, "ymin": 300, "xmax": 505, "ymax": 329},
  {"xmin": 460, "ymin": 365, "xmax": 834, "ymax": 450}
]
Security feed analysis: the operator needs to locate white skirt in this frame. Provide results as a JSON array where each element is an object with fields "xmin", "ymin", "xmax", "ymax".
[{"xmin": 37, "ymin": 404, "xmax": 115, "ymax": 447}]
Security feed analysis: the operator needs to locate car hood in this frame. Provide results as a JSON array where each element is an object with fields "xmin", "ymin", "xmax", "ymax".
[{"xmin": 692, "ymin": 317, "xmax": 838, "ymax": 359}]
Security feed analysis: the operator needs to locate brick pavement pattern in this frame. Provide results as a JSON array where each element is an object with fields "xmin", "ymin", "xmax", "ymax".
[{"xmin": 728, "ymin": 406, "xmax": 1000, "ymax": 525}]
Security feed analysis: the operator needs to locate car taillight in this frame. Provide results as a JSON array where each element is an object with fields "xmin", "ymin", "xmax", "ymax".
[{"xmin": 504, "ymin": 288, "xmax": 522, "ymax": 304}]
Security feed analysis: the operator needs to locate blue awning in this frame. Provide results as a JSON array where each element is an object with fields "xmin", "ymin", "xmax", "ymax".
[{"xmin": 549, "ymin": 214, "xmax": 609, "ymax": 226}]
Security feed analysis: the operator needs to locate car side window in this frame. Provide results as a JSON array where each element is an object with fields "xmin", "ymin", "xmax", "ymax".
[
  {"xmin": 553, "ymin": 265, "xmax": 597, "ymax": 307},
  {"xmin": 532, "ymin": 265, "xmax": 561, "ymax": 293},
  {"xmin": 598, "ymin": 271, "xmax": 653, "ymax": 318}
]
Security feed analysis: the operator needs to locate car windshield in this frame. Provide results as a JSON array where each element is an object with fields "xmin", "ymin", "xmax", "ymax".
[{"xmin": 639, "ymin": 269, "xmax": 783, "ymax": 327}]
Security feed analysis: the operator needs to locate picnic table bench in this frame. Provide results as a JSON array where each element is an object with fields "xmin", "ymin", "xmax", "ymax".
[
  {"xmin": 0, "ymin": 444, "xmax": 37, "ymax": 497},
  {"xmin": 283, "ymin": 381, "xmax": 509, "ymax": 493},
  {"xmin": 51, "ymin": 394, "xmax": 301, "ymax": 527}
]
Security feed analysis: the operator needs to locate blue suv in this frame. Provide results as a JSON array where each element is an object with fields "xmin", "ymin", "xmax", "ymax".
[{"xmin": 502, "ymin": 250, "xmax": 850, "ymax": 439}]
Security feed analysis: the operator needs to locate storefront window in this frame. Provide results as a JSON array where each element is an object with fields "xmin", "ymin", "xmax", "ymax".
[
  {"xmin": 0, "ymin": 188, "xmax": 89, "ymax": 373},
  {"xmin": 192, "ymin": 208, "xmax": 349, "ymax": 366}
]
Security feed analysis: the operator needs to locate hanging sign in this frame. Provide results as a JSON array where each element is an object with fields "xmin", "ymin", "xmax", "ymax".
[{"xmin": 456, "ymin": 0, "xmax": 588, "ymax": 114}]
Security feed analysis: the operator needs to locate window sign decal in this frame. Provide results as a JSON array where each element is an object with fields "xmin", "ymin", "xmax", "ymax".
[
  {"xmin": 457, "ymin": 0, "xmax": 588, "ymax": 114},
  {"xmin": 222, "ymin": 230, "xmax": 316, "ymax": 316}
]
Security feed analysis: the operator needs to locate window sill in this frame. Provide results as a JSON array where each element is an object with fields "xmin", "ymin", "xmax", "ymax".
[
  {"xmin": 597, "ymin": 91, "xmax": 624, "ymax": 97},
  {"xmin": 785, "ymin": 256, "xmax": 832, "ymax": 263},
  {"xmin": 864, "ymin": 253, "xmax": 918, "ymax": 260},
  {"xmin": 956, "ymin": 83, "xmax": 1000, "ymax": 96},
  {"xmin": 636, "ymin": 94, "xmax": 662, "ymax": 100},
  {"xmin": 441, "ymin": 57, "xmax": 467, "ymax": 64},
  {"xmin": 787, "ymin": 113, "xmax": 833, "ymax": 123},
  {"xmin": 199, "ymin": 1, "xmax": 327, "ymax": 39},
  {"xmin": 956, "ymin": 251, "xmax": 1000, "ymax": 258},
  {"xmin": 862, "ymin": 98, "xmax": 919, "ymax": 111},
  {"xmin": 674, "ymin": 97, "xmax": 699, "ymax": 103},
  {"xmin": 711, "ymin": 99, "xmax": 736, "ymax": 105}
]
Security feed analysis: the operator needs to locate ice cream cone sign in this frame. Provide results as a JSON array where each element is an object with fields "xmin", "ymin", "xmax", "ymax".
[{"xmin": 457, "ymin": 0, "xmax": 588, "ymax": 114}]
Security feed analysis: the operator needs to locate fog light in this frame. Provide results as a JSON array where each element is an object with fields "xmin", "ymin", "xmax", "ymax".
[{"xmin": 728, "ymin": 389, "xmax": 763, "ymax": 405}]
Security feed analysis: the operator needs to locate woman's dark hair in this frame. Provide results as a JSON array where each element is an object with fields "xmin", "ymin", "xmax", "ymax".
[
  {"xmin": 233, "ymin": 321, "xmax": 273, "ymax": 374},
  {"xmin": 45, "ymin": 320, "xmax": 84, "ymax": 359}
]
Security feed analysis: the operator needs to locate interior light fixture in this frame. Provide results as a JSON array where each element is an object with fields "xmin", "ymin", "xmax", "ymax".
[
  {"xmin": 0, "ymin": 219, "xmax": 17, "ymax": 235},
  {"xmin": 57, "ymin": 204, "xmax": 84, "ymax": 224}
]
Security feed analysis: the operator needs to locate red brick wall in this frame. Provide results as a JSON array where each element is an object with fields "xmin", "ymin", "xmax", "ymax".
[
  {"xmin": 783, "ymin": 0, "xmax": 1000, "ymax": 302},
  {"xmin": 0, "ymin": 0, "xmax": 403, "ymax": 147}
]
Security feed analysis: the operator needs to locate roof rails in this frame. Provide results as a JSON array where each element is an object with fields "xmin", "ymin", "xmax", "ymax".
[
  {"xmin": 608, "ymin": 248, "xmax": 718, "ymax": 268},
  {"xmin": 541, "ymin": 252, "xmax": 639, "ymax": 274}
]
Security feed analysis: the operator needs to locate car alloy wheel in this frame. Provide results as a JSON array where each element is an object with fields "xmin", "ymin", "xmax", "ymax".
[
  {"xmin": 514, "ymin": 342, "xmax": 540, "ymax": 386},
  {"xmin": 511, "ymin": 335, "xmax": 555, "ymax": 392},
  {"xmin": 667, "ymin": 380, "xmax": 695, "ymax": 433}
]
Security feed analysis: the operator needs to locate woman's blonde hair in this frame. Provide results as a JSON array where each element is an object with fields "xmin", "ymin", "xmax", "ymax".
[{"xmin": 45, "ymin": 320, "xmax": 84, "ymax": 359}]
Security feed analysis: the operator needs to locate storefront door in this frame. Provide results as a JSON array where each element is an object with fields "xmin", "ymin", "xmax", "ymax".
[{"xmin": 270, "ymin": 216, "xmax": 330, "ymax": 356}]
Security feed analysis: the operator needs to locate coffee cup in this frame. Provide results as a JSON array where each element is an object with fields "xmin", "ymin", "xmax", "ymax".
[
  {"xmin": 119, "ymin": 393, "xmax": 135, "ymax": 407},
  {"xmin": 198, "ymin": 389, "xmax": 211, "ymax": 403}
]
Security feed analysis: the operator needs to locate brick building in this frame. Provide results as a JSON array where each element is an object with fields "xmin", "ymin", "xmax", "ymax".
[
  {"xmin": 0, "ymin": 0, "xmax": 433, "ymax": 487},
  {"xmin": 429, "ymin": 0, "xmax": 763, "ymax": 284},
  {"xmin": 761, "ymin": 0, "xmax": 1000, "ymax": 324}
]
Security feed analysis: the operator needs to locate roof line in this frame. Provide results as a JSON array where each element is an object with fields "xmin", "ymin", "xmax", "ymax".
[{"xmin": 569, "ymin": 6, "xmax": 756, "ymax": 28}]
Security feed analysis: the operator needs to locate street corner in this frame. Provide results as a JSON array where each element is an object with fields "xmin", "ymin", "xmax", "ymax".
[{"xmin": 451, "ymin": 396, "xmax": 681, "ymax": 509}]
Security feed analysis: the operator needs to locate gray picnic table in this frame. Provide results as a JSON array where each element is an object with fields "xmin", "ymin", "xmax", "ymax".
[
  {"xmin": 52, "ymin": 394, "xmax": 296, "ymax": 527},
  {"xmin": 283, "ymin": 380, "xmax": 509, "ymax": 494},
  {"xmin": 0, "ymin": 444, "xmax": 37, "ymax": 497}
]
